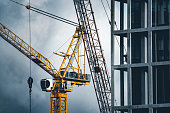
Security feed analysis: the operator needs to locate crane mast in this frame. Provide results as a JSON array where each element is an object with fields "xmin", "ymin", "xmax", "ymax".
[{"xmin": 73, "ymin": 0, "xmax": 111, "ymax": 113}]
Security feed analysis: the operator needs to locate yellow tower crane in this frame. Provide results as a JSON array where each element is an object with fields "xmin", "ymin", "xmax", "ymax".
[{"xmin": 0, "ymin": 23, "xmax": 90, "ymax": 113}]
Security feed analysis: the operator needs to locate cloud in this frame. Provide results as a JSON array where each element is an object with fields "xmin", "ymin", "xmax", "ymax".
[{"xmin": 0, "ymin": 0, "xmax": 112, "ymax": 113}]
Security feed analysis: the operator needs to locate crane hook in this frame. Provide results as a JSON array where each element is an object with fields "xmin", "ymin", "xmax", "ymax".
[{"xmin": 27, "ymin": 77, "xmax": 33, "ymax": 93}]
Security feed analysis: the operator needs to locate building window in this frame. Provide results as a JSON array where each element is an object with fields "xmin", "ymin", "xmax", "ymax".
[
  {"xmin": 153, "ymin": 108, "xmax": 170, "ymax": 113},
  {"xmin": 152, "ymin": 30, "xmax": 169, "ymax": 62},
  {"xmin": 132, "ymin": 67, "xmax": 148, "ymax": 105},
  {"xmin": 153, "ymin": 65, "xmax": 170, "ymax": 104},
  {"xmin": 131, "ymin": 32, "xmax": 147, "ymax": 64},
  {"xmin": 115, "ymin": 0, "xmax": 128, "ymax": 30},
  {"xmin": 114, "ymin": 69, "xmax": 128, "ymax": 106},
  {"xmin": 131, "ymin": 0, "xmax": 148, "ymax": 29},
  {"xmin": 131, "ymin": 0, "xmax": 141, "ymax": 28},
  {"xmin": 132, "ymin": 109, "xmax": 149, "ymax": 113},
  {"xmin": 152, "ymin": 0, "xmax": 169, "ymax": 27}
]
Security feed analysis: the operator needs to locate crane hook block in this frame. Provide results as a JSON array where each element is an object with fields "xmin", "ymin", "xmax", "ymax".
[{"xmin": 27, "ymin": 77, "xmax": 33, "ymax": 89}]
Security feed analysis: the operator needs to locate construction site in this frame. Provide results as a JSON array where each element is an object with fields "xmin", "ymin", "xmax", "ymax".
[{"xmin": 0, "ymin": 0, "xmax": 170, "ymax": 113}]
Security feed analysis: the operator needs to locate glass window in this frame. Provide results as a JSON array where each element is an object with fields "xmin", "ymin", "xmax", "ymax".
[
  {"xmin": 152, "ymin": 0, "xmax": 169, "ymax": 27},
  {"xmin": 131, "ymin": 0, "xmax": 148, "ymax": 29},
  {"xmin": 152, "ymin": 30, "xmax": 169, "ymax": 62},
  {"xmin": 131, "ymin": 32, "xmax": 148, "ymax": 64},
  {"xmin": 132, "ymin": 67, "xmax": 148, "ymax": 105},
  {"xmin": 153, "ymin": 65, "xmax": 170, "ymax": 104}
]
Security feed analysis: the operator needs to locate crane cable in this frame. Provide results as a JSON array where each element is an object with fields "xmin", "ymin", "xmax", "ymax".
[
  {"xmin": 29, "ymin": 6, "xmax": 79, "ymax": 27},
  {"xmin": 27, "ymin": 0, "xmax": 33, "ymax": 113},
  {"xmin": 10, "ymin": 0, "xmax": 79, "ymax": 27},
  {"xmin": 100, "ymin": 0, "xmax": 127, "ymax": 53},
  {"xmin": 100, "ymin": 0, "xmax": 111, "ymax": 25},
  {"xmin": 48, "ymin": 36, "xmax": 72, "ymax": 59},
  {"xmin": 10, "ymin": 0, "xmax": 33, "ymax": 111}
]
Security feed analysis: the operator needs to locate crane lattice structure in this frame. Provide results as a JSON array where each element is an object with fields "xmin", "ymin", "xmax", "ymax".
[
  {"xmin": 74, "ymin": 0, "xmax": 111, "ymax": 113},
  {"xmin": 0, "ymin": 23, "xmax": 90, "ymax": 113}
]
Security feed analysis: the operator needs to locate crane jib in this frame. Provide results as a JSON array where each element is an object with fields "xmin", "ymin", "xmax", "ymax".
[{"xmin": 73, "ymin": 0, "xmax": 111, "ymax": 113}]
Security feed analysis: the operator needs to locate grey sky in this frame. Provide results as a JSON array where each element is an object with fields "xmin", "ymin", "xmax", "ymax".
[{"xmin": 0, "ymin": 0, "xmax": 111, "ymax": 113}]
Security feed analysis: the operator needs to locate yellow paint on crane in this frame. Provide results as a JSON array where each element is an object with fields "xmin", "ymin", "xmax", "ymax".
[{"xmin": 0, "ymin": 22, "xmax": 90, "ymax": 113}]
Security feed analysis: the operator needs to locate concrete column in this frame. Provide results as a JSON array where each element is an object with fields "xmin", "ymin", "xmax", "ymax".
[
  {"xmin": 120, "ymin": 1, "xmax": 124, "ymax": 64},
  {"xmin": 148, "ymin": 66, "xmax": 153, "ymax": 113},
  {"xmin": 120, "ymin": 2, "xmax": 125, "ymax": 110},
  {"xmin": 148, "ymin": 0, "xmax": 153, "ymax": 112},
  {"xmin": 155, "ymin": 0, "xmax": 157, "ymax": 26},
  {"xmin": 120, "ymin": 70, "xmax": 124, "ymax": 107},
  {"xmin": 154, "ymin": 32, "xmax": 157, "ymax": 62},
  {"xmin": 155, "ymin": 67, "xmax": 158, "ymax": 104},
  {"xmin": 158, "ymin": 1, "xmax": 165, "ymax": 25},
  {"xmin": 141, "ymin": 69, "xmax": 148, "ymax": 104},
  {"xmin": 127, "ymin": 0, "xmax": 131, "ymax": 31},
  {"xmin": 127, "ymin": 67, "xmax": 132, "ymax": 113},
  {"xmin": 111, "ymin": 0, "xmax": 115, "ymax": 113},
  {"xmin": 141, "ymin": 34, "xmax": 148, "ymax": 63},
  {"xmin": 169, "ymin": 0, "xmax": 170, "ymax": 26},
  {"xmin": 148, "ymin": 0, "xmax": 152, "ymax": 28},
  {"xmin": 141, "ymin": 1, "xmax": 148, "ymax": 28},
  {"xmin": 169, "ymin": 0, "xmax": 170, "ymax": 60},
  {"xmin": 127, "ymin": 0, "xmax": 132, "ymax": 113},
  {"xmin": 127, "ymin": 0, "xmax": 131, "ymax": 64}
]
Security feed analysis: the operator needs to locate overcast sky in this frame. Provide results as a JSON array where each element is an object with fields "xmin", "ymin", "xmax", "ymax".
[{"xmin": 0, "ymin": 0, "xmax": 112, "ymax": 113}]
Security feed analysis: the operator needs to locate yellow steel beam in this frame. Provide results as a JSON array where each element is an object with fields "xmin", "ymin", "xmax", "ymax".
[
  {"xmin": 51, "ymin": 86, "xmax": 67, "ymax": 113},
  {"xmin": 57, "ymin": 27, "xmax": 83, "ymax": 78},
  {"xmin": 0, "ymin": 22, "xmax": 59, "ymax": 78}
]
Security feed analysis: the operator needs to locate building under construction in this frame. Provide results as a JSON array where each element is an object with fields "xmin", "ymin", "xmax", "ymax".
[
  {"xmin": 111, "ymin": 0, "xmax": 170, "ymax": 113},
  {"xmin": 1, "ymin": 0, "xmax": 170, "ymax": 113}
]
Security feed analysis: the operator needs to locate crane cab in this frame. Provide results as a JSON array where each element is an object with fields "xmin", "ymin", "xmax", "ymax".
[{"xmin": 40, "ymin": 79, "xmax": 54, "ymax": 92}]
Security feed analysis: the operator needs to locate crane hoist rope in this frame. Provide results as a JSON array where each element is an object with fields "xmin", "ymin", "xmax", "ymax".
[
  {"xmin": 99, "ymin": 0, "xmax": 127, "ymax": 55},
  {"xmin": 28, "ymin": 0, "xmax": 32, "ymax": 78},
  {"xmin": 28, "ymin": 0, "xmax": 33, "ymax": 113},
  {"xmin": 27, "ymin": 77, "xmax": 33, "ymax": 113},
  {"xmin": 100, "ymin": 0, "xmax": 111, "ymax": 25}
]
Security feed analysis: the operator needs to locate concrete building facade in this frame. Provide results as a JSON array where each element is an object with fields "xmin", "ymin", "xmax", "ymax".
[{"xmin": 111, "ymin": 0, "xmax": 170, "ymax": 113}]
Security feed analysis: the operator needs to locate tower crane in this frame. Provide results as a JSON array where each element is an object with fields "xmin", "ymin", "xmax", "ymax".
[
  {"xmin": 73, "ymin": 0, "xmax": 111, "ymax": 112},
  {"xmin": 0, "ymin": 22, "xmax": 90, "ymax": 113},
  {"xmin": 1, "ymin": 0, "xmax": 111, "ymax": 113}
]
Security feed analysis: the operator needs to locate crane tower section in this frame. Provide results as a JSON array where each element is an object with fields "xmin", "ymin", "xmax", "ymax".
[{"xmin": 73, "ymin": 0, "xmax": 111, "ymax": 113}]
